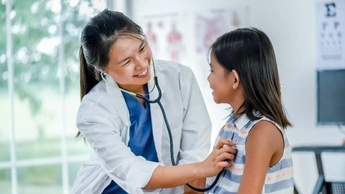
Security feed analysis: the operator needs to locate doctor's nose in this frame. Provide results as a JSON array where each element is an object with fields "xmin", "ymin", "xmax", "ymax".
[{"xmin": 134, "ymin": 57, "xmax": 149, "ymax": 70}]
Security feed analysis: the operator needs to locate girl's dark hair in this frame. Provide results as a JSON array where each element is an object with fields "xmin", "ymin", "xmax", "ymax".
[
  {"xmin": 210, "ymin": 27, "xmax": 292, "ymax": 128},
  {"xmin": 79, "ymin": 9, "xmax": 144, "ymax": 100},
  {"xmin": 77, "ymin": 9, "xmax": 144, "ymax": 138}
]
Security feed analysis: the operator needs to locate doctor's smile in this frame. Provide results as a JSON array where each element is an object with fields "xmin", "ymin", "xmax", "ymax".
[{"xmin": 135, "ymin": 67, "xmax": 149, "ymax": 78}]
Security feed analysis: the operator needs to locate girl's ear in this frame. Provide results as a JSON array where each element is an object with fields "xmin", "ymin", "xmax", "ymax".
[{"xmin": 232, "ymin": 69, "xmax": 240, "ymax": 89}]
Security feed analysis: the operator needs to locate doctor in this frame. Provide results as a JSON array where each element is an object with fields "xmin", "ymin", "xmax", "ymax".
[{"xmin": 72, "ymin": 9, "xmax": 237, "ymax": 194}]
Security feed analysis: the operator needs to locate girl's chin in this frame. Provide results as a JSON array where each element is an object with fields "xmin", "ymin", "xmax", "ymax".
[{"xmin": 212, "ymin": 97, "xmax": 220, "ymax": 104}]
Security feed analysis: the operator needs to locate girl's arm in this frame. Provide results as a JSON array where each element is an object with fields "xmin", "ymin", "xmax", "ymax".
[
  {"xmin": 238, "ymin": 121, "xmax": 284, "ymax": 194},
  {"xmin": 144, "ymin": 138, "xmax": 237, "ymax": 189}
]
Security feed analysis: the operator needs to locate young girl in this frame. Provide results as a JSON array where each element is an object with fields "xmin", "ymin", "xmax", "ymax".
[{"xmin": 206, "ymin": 28, "xmax": 294, "ymax": 193}]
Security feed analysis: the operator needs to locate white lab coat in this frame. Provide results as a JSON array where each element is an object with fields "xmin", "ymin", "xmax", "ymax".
[{"xmin": 71, "ymin": 60, "xmax": 212, "ymax": 194}]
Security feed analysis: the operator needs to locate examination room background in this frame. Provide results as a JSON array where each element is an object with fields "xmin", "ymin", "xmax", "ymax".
[
  {"xmin": 130, "ymin": 0, "xmax": 345, "ymax": 194},
  {"xmin": 1, "ymin": 0, "xmax": 345, "ymax": 194}
]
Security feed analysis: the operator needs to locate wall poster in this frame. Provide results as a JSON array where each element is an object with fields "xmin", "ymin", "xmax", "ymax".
[
  {"xmin": 194, "ymin": 7, "xmax": 248, "ymax": 87},
  {"xmin": 139, "ymin": 12, "xmax": 188, "ymax": 65}
]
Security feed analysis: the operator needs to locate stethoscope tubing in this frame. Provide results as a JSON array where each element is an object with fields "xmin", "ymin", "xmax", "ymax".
[
  {"xmin": 101, "ymin": 59, "xmax": 222, "ymax": 192},
  {"xmin": 138, "ymin": 76, "xmax": 221, "ymax": 192}
]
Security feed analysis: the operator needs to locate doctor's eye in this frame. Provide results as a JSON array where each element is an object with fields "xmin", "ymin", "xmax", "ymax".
[
  {"xmin": 139, "ymin": 46, "xmax": 145, "ymax": 53},
  {"xmin": 139, "ymin": 44, "xmax": 146, "ymax": 53},
  {"xmin": 121, "ymin": 59, "xmax": 131, "ymax": 67}
]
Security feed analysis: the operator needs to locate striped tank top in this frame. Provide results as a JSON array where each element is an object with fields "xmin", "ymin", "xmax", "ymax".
[{"xmin": 206, "ymin": 111, "xmax": 294, "ymax": 194}]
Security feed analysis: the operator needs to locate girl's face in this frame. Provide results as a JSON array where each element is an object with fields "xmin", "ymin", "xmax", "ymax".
[
  {"xmin": 207, "ymin": 52, "xmax": 235, "ymax": 104},
  {"xmin": 105, "ymin": 34, "xmax": 152, "ymax": 93}
]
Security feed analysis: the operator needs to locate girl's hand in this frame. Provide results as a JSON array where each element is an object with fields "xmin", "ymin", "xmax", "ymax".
[{"xmin": 198, "ymin": 138, "xmax": 237, "ymax": 177}]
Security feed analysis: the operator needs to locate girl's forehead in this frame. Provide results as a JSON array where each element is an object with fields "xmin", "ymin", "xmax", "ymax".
[{"xmin": 210, "ymin": 52, "xmax": 218, "ymax": 63}]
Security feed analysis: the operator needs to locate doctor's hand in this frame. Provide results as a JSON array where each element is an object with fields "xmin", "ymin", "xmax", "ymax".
[{"xmin": 198, "ymin": 138, "xmax": 237, "ymax": 178}]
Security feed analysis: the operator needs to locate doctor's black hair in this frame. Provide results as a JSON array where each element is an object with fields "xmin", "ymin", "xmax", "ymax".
[
  {"xmin": 79, "ymin": 9, "xmax": 145, "ymax": 100},
  {"xmin": 210, "ymin": 27, "xmax": 292, "ymax": 128}
]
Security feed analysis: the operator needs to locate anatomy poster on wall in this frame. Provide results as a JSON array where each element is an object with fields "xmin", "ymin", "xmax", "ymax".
[
  {"xmin": 316, "ymin": 1, "xmax": 345, "ymax": 70},
  {"xmin": 194, "ymin": 7, "xmax": 248, "ymax": 87},
  {"xmin": 195, "ymin": 8, "xmax": 248, "ymax": 55},
  {"xmin": 139, "ymin": 12, "xmax": 188, "ymax": 64}
]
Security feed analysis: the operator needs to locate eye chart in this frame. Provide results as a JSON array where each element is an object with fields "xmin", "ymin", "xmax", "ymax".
[{"xmin": 316, "ymin": 1, "xmax": 345, "ymax": 70}]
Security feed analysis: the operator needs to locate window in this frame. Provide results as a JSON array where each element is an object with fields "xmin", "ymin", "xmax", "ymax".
[{"xmin": 0, "ymin": 0, "xmax": 107, "ymax": 193}]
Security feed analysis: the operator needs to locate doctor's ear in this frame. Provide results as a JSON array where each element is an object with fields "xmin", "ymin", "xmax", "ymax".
[{"xmin": 94, "ymin": 66, "xmax": 107, "ymax": 74}]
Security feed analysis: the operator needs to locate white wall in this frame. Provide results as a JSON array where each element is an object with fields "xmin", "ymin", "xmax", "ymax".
[{"xmin": 130, "ymin": 0, "xmax": 345, "ymax": 193}]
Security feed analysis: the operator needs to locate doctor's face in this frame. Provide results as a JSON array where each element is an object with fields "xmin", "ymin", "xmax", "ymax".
[{"xmin": 105, "ymin": 34, "xmax": 152, "ymax": 92}]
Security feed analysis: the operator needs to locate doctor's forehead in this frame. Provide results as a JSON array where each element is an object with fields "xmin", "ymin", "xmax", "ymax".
[
  {"xmin": 110, "ymin": 35, "xmax": 144, "ymax": 53},
  {"xmin": 117, "ymin": 33, "xmax": 146, "ymax": 44},
  {"xmin": 116, "ymin": 35, "xmax": 146, "ymax": 53},
  {"xmin": 106, "ymin": 35, "xmax": 147, "ymax": 65}
]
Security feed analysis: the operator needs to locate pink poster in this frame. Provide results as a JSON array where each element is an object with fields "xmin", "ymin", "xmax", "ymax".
[
  {"xmin": 140, "ymin": 12, "xmax": 187, "ymax": 64},
  {"xmin": 194, "ymin": 8, "xmax": 248, "ymax": 87},
  {"xmin": 195, "ymin": 8, "xmax": 248, "ymax": 55}
]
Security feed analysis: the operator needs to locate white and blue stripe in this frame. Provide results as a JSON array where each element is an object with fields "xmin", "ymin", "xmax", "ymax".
[{"xmin": 206, "ymin": 111, "xmax": 294, "ymax": 194}]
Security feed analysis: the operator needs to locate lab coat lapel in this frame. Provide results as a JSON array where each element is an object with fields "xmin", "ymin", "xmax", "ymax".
[
  {"xmin": 104, "ymin": 68, "xmax": 165, "ymax": 160},
  {"xmin": 148, "ymin": 70, "xmax": 165, "ymax": 162},
  {"xmin": 104, "ymin": 74, "xmax": 130, "ymax": 127}
]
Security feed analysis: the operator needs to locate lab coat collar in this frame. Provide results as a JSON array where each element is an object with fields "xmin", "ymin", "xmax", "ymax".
[
  {"xmin": 147, "ymin": 62, "xmax": 165, "ymax": 162},
  {"xmin": 104, "ymin": 64, "xmax": 165, "ymax": 161},
  {"xmin": 104, "ymin": 74, "xmax": 130, "ymax": 127},
  {"xmin": 147, "ymin": 69, "xmax": 165, "ymax": 101}
]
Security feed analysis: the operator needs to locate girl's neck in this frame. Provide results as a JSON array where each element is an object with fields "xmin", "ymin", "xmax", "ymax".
[
  {"xmin": 231, "ymin": 100, "xmax": 245, "ymax": 119},
  {"xmin": 234, "ymin": 107, "xmax": 245, "ymax": 119}
]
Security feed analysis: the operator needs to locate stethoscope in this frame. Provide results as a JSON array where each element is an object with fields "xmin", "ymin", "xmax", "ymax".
[{"xmin": 101, "ymin": 59, "xmax": 224, "ymax": 192}]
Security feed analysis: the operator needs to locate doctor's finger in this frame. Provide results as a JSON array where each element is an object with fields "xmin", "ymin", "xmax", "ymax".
[
  {"xmin": 215, "ymin": 138, "xmax": 236, "ymax": 149},
  {"xmin": 217, "ymin": 160, "xmax": 232, "ymax": 168},
  {"xmin": 218, "ymin": 145, "xmax": 237, "ymax": 156},
  {"xmin": 216, "ymin": 152, "xmax": 235, "ymax": 162}
]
